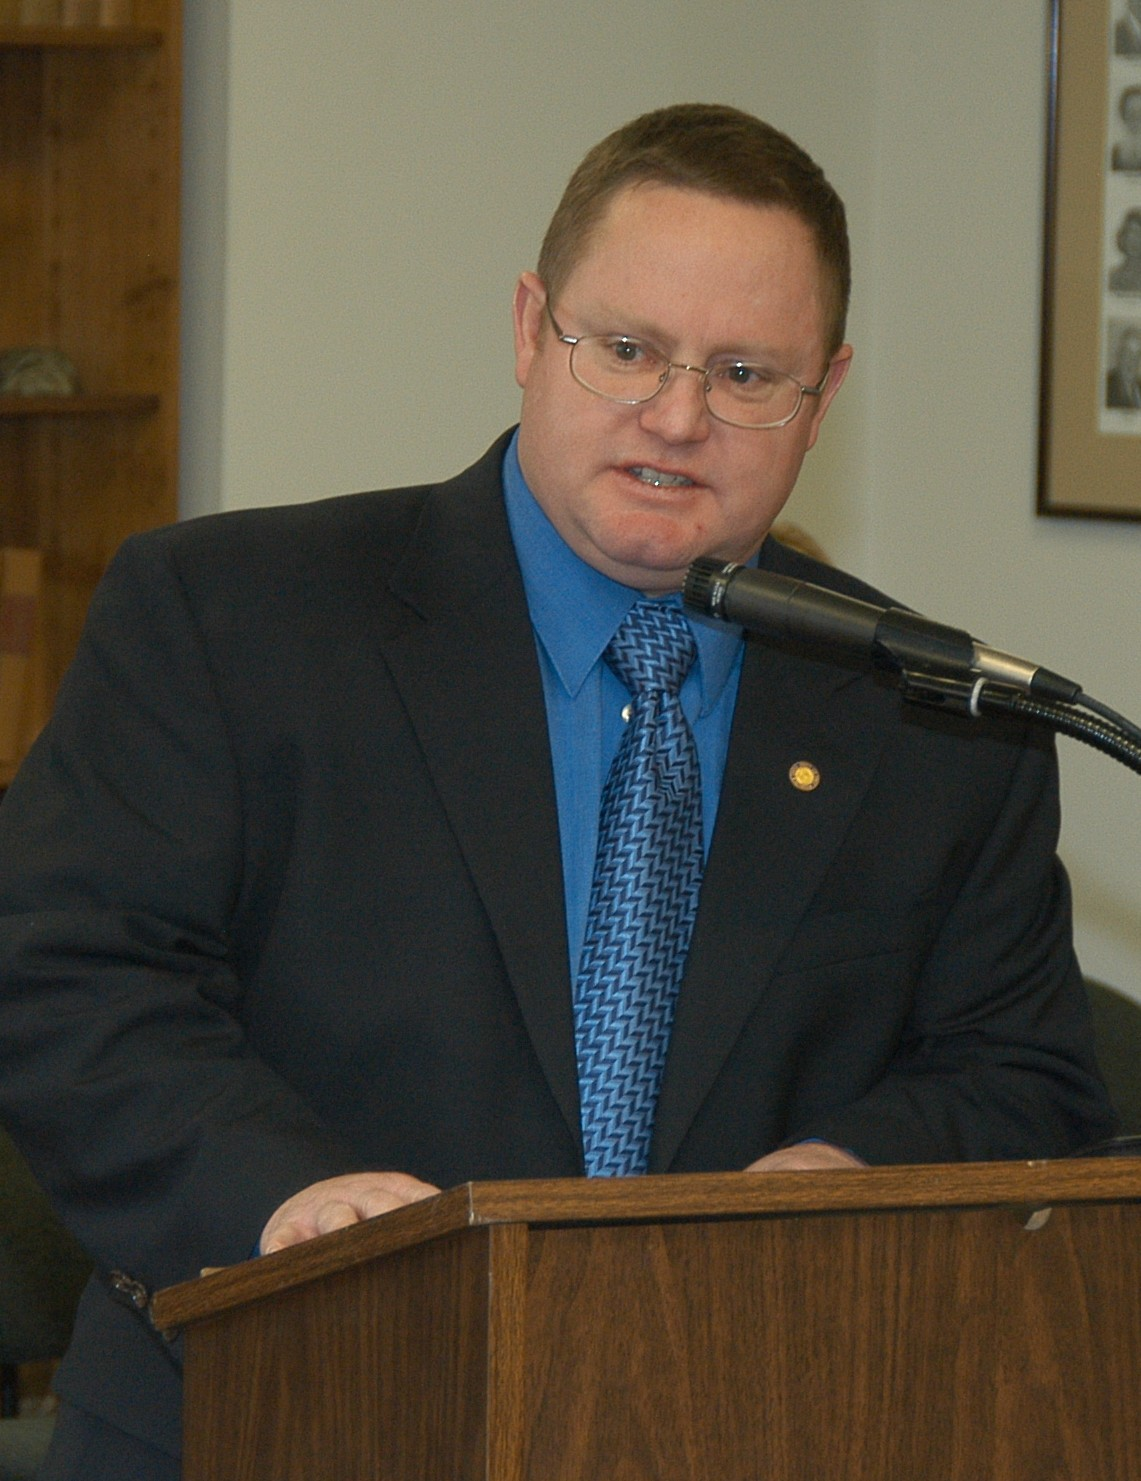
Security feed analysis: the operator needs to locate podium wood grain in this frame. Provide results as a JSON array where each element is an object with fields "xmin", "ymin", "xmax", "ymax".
[{"xmin": 153, "ymin": 1162, "xmax": 1141, "ymax": 1480}]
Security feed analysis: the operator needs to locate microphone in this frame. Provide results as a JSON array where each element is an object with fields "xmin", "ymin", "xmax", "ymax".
[{"xmin": 683, "ymin": 557, "xmax": 1082, "ymax": 704}]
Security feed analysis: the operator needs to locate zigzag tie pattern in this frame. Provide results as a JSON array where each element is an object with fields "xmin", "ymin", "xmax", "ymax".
[{"xmin": 575, "ymin": 599, "xmax": 703, "ymax": 1177}]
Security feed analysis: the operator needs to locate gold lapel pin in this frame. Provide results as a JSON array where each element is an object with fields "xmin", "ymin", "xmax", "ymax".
[{"xmin": 789, "ymin": 761, "xmax": 821, "ymax": 792}]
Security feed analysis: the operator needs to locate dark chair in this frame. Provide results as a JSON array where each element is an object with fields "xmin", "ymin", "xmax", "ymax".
[
  {"xmin": 1086, "ymin": 978, "xmax": 1141, "ymax": 1136},
  {"xmin": 0, "ymin": 1128, "xmax": 90, "ymax": 1479}
]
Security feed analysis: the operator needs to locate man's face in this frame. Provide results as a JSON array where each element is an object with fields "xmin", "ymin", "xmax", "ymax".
[{"xmin": 512, "ymin": 183, "xmax": 852, "ymax": 594}]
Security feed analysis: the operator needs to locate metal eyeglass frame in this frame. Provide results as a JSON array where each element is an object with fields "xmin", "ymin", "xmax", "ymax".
[{"xmin": 545, "ymin": 302, "xmax": 829, "ymax": 430}]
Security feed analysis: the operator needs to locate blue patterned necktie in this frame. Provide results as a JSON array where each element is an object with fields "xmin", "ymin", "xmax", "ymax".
[{"xmin": 574, "ymin": 598, "xmax": 703, "ymax": 1177}]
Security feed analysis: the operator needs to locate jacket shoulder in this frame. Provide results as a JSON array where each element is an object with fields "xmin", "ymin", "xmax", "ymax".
[
  {"xmin": 762, "ymin": 531, "xmax": 903, "ymax": 611},
  {"xmin": 113, "ymin": 430, "xmax": 517, "ymax": 594}
]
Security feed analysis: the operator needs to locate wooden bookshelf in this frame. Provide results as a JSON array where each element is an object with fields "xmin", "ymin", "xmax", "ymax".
[
  {"xmin": 0, "ymin": 25, "xmax": 162, "ymax": 47},
  {"xmin": 0, "ymin": 0, "xmax": 180, "ymax": 780}
]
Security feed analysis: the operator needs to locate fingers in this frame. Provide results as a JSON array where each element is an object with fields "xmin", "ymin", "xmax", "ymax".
[
  {"xmin": 261, "ymin": 1198, "xmax": 360, "ymax": 1252},
  {"xmin": 744, "ymin": 1141, "xmax": 864, "ymax": 1173},
  {"xmin": 259, "ymin": 1171, "xmax": 440, "ymax": 1255}
]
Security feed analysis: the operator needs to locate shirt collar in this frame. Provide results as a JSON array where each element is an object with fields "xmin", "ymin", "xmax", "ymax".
[{"xmin": 501, "ymin": 429, "xmax": 742, "ymax": 712}]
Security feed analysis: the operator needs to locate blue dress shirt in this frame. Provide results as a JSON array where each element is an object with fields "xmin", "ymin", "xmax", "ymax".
[{"xmin": 501, "ymin": 432, "xmax": 746, "ymax": 983}]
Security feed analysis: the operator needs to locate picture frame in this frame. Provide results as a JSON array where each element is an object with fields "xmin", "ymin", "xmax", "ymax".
[{"xmin": 1038, "ymin": 0, "xmax": 1141, "ymax": 518}]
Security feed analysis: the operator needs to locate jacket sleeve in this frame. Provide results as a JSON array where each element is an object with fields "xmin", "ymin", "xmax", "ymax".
[{"xmin": 0, "ymin": 531, "xmax": 363, "ymax": 1295}]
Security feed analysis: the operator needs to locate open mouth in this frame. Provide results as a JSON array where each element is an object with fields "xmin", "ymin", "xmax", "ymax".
[{"xmin": 627, "ymin": 465, "xmax": 696, "ymax": 489}]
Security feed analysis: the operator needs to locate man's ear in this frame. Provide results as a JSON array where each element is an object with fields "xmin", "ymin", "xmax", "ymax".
[
  {"xmin": 513, "ymin": 271, "xmax": 546, "ymax": 389},
  {"xmin": 804, "ymin": 343, "xmax": 853, "ymax": 451}
]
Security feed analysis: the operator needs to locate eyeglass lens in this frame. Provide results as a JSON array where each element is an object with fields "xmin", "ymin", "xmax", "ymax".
[{"xmin": 569, "ymin": 335, "xmax": 807, "ymax": 427}]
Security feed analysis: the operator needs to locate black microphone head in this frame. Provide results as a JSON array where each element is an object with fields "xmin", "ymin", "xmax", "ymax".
[{"xmin": 683, "ymin": 557, "xmax": 738, "ymax": 618}]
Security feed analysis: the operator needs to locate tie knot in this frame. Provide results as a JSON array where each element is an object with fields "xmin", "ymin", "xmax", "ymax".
[{"xmin": 605, "ymin": 600, "xmax": 697, "ymax": 698}]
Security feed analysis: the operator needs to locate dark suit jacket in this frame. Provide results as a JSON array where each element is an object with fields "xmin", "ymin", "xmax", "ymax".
[{"xmin": 0, "ymin": 431, "xmax": 1113, "ymax": 1458}]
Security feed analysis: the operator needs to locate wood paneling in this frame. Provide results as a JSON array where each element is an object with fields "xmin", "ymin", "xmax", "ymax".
[{"xmin": 0, "ymin": 3, "xmax": 179, "ymax": 784}]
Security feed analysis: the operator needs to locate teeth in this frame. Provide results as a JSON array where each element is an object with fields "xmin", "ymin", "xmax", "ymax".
[{"xmin": 630, "ymin": 466, "xmax": 693, "ymax": 488}]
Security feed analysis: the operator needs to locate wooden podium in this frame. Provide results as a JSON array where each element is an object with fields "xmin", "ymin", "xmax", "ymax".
[{"xmin": 151, "ymin": 1160, "xmax": 1141, "ymax": 1480}]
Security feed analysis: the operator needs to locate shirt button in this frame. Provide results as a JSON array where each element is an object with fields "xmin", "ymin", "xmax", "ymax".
[{"xmin": 621, "ymin": 702, "xmax": 633, "ymax": 722}]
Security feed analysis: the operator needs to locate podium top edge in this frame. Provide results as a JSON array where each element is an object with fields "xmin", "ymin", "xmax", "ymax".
[{"xmin": 150, "ymin": 1158, "xmax": 1141, "ymax": 1332}]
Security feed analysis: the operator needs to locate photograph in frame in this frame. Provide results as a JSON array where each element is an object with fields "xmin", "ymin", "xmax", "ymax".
[{"xmin": 1039, "ymin": 0, "xmax": 1141, "ymax": 518}]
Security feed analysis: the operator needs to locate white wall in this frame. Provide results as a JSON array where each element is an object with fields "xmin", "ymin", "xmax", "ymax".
[
  {"xmin": 181, "ymin": 0, "xmax": 876, "ymax": 519},
  {"xmin": 865, "ymin": 4, "xmax": 1141, "ymax": 999},
  {"xmin": 181, "ymin": 0, "xmax": 1141, "ymax": 1000}
]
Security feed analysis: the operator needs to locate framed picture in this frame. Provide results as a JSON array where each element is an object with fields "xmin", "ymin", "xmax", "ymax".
[{"xmin": 1039, "ymin": 0, "xmax": 1141, "ymax": 518}]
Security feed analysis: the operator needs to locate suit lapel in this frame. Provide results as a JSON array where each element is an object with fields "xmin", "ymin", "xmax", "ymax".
[
  {"xmin": 373, "ymin": 452, "xmax": 895, "ymax": 1172},
  {"xmin": 377, "ymin": 440, "xmax": 582, "ymax": 1150},
  {"xmin": 651, "ymin": 627, "xmax": 891, "ymax": 1171}
]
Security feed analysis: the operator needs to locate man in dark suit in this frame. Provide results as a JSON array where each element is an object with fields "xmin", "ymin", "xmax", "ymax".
[{"xmin": 0, "ymin": 104, "xmax": 1113, "ymax": 1479}]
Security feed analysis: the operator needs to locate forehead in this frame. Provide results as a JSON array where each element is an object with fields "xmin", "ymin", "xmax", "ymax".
[{"xmin": 563, "ymin": 184, "xmax": 830, "ymax": 354}]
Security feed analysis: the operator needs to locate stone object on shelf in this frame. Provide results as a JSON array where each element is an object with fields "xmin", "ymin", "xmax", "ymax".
[{"xmin": 0, "ymin": 349, "xmax": 81, "ymax": 398}]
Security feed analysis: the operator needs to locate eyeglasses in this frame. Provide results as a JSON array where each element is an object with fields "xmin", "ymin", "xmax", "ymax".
[{"xmin": 545, "ymin": 302, "xmax": 829, "ymax": 430}]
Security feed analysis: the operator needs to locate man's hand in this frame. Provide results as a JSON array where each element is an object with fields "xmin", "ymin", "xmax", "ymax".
[
  {"xmin": 745, "ymin": 1142, "xmax": 864, "ymax": 1173},
  {"xmin": 259, "ymin": 1171, "xmax": 441, "ymax": 1254}
]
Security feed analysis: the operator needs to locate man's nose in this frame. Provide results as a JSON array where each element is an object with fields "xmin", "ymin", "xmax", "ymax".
[{"xmin": 637, "ymin": 363, "xmax": 712, "ymax": 441}]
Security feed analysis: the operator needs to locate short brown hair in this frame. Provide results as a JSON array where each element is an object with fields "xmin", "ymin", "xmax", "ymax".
[{"xmin": 537, "ymin": 103, "xmax": 851, "ymax": 354}]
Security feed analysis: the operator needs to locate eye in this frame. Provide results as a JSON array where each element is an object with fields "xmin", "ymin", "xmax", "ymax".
[
  {"xmin": 599, "ymin": 336, "xmax": 653, "ymax": 368},
  {"xmin": 715, "ymin": 362, "xmax": 780, "ymax": 395}
]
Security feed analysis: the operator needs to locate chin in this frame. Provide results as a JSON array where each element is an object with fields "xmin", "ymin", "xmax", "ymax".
[
  {"xmin": 605, "ymin": 554, "xmax": 693, "ymax": 595},
  {"xmin": 595, "ymin": 515, "xmax": 710, "ymax": 581}
]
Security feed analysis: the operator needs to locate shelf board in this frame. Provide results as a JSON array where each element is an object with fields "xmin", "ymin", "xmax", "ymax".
[
  {"xmin": 0, "ymin": 392, "xmax": 159, "ymax": 417},
  {"xmin": 0, "ymin": 25, "xmax": 162, "ymax": 47}
]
